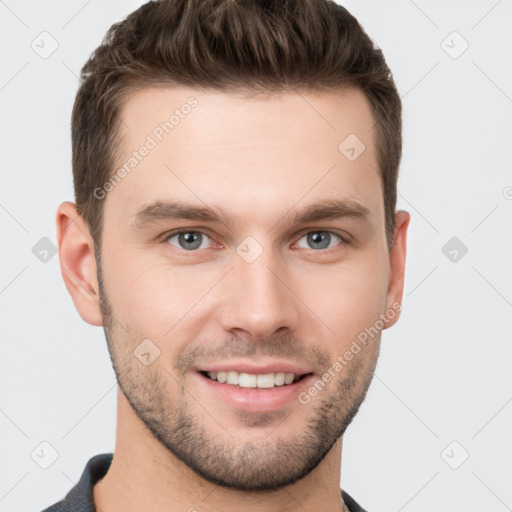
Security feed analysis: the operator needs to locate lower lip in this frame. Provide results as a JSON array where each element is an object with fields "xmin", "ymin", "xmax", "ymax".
[{"xmin": 197, "ymin": 372, "xmax": 315, "ymax": 412}]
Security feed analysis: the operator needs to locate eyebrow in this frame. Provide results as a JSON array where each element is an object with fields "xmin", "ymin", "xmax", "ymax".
[{"xmin": 130, "ymin": 198, "xmax": 371, "ymax": 230}]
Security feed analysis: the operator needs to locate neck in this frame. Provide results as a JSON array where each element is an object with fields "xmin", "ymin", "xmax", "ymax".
[{"xmin": 93, "ymin": 388, "xmax": 349, "ymax": 512}]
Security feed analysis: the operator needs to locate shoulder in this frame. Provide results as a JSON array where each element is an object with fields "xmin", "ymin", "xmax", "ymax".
[
  {"xmin": 342, "ymin": 489, "xmax": 369, "ymax": 512},
  {"xmin": 40, "ymin": 453, "xmax": 113, "ymax": 512}
]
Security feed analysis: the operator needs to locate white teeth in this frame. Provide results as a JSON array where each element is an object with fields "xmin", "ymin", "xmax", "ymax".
[
  {"xmin": 275, "ymin": 372, "xmax": 285, "ymax": 386},
  {"xmin": 256, "ymin": 374, "xmax": 275, "ymax": 388},
  {"xmin": 284, "ymin": 373, "xmax": 295, "ymax": 385},
  {"xmin": 205, "ymin": 370, "xmax": 305, "ymax": 388},
  {"xmin": 226, "ymin": 371, "xmax": 239, "ymax": 385},
  {"xmin": 239, "ymin": 373, "xmax": 257, "ymax": 388}
]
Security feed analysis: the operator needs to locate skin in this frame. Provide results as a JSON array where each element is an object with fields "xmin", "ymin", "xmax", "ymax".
[{"xmin": 57, "ymin": 86, "xmax": 410, "ymax": 512}]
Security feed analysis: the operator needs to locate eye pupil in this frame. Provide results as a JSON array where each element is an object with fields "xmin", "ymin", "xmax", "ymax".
[
  {"xmin": 307, "ymin": 231, "xmax": 330, "ymax": 250},
  {"xmin": 169, "ymin": 230, "xmax": 341, "ymax": 253},
  {"xmin": 179, "ymin": 232, "xmax": 202, "ymax": 250}
]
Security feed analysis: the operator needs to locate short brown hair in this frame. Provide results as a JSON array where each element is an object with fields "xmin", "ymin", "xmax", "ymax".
[{"xmin": 72, "ymin": 0, "xmax": 402, "ymax": 252}]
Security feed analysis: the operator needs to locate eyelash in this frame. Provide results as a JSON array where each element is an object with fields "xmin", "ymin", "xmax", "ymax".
[{"xmin": 161, "ymin": 229, "xmax": 349, "ymax": 253}]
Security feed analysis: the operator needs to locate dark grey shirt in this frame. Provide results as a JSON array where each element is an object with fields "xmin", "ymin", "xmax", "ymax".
[{"xmin": 42, "ymin": 453, "xmax": 368, "ymax": 512}]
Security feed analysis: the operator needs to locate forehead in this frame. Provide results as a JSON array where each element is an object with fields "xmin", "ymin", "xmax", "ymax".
[
  {"xmin": 118, "ymin": 85, "xmax": 376, "ymax": 152},
  {"xmin": 107, "ymin": 86, "xmax": 382, "ymax": 228}
]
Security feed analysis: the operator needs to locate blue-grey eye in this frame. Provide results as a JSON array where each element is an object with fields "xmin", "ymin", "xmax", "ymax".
[
  {"xmin": 167, "ymin": 231, "xmax": 211, "ymax": 251},
  {"xmin": 296, "ymin": 231, "xmax": 342, "ymax": 250}
]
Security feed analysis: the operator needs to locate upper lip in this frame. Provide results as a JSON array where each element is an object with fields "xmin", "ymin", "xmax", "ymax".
[{"xmin": 197, "ymin": 361, "xmax": 313, "ymax": 376}]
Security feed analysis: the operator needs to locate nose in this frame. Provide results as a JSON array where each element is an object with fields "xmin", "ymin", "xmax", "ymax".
[{"xmin": 217, "ymin": 248, "xmax": 301, "ymax": 339}]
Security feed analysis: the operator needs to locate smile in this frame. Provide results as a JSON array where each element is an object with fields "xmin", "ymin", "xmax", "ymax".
[{"xmin": 202, "ymin": 370, "xmax": 311, "ymax": 389}]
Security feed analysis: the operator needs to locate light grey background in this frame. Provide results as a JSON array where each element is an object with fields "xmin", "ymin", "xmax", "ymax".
[{"xmin": 1, "ymin": 1, "xmax": 511, "ymax": 511}]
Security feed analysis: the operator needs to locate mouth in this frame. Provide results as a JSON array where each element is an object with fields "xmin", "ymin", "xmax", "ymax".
[
  {"xmin": 196, "ymin": 367, "xmax": 316, "ymax": 413},
  {"xmin": 199, "ymin": 370, "xmax": 312, "ymax": 389}
]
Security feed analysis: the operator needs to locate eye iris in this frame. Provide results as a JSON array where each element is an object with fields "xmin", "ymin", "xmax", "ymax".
[
  {"xmin": 307, "ymin": 231, "xmax": 330, "ymax": 250},
  {"xmin": 179, "ymin": 232, "xmax": 202, "ymax": 250},
  {"xmin": 173, "ymin": 232, "xmax": 336, "ymax": 251}
]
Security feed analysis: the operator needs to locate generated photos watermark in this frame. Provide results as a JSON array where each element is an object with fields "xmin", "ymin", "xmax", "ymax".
[
  {"xmin": 93, "ymin": 96, "xmax": 198, "ymax": 200},
  {"xmin": 298, "ymin": 301, "xmax": 402, "ymax": 405}
]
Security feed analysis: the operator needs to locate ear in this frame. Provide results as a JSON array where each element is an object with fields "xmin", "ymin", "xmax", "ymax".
[
  {"xmin": 56, "ymin": 201, "xmax": 103, "ymax": 326},
  {"xmin": 384, "ymin": 210, "xmax": 410, "ymax": 329}
]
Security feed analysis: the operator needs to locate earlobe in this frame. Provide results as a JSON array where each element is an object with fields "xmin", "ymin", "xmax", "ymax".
[
  {"xmin": 384, "ymin": 210, "xmax": 410, "ymax": 329},
  {"xmin": 56, "ymin": 201, "xmax": 103, "ymax": 326}
]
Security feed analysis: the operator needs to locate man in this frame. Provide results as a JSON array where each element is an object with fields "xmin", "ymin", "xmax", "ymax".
[{"xmin": 45, "ymin": 0, "xmax": 410, "ymax": 510}]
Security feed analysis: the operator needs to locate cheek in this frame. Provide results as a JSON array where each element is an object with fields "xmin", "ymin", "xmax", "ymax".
[
  {"xmin": 300, "ymin": 254, "xmax": 389, "ymax": 342},
  {"xmin": 101, "ymin": 250, "xmax": 213, "ymax": 347},
  {"xmin": 101, "ymin": 236, "xmax": 389, "ymax": 352}
]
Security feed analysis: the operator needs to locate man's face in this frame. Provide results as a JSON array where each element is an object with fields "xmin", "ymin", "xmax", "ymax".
[{"xmin": 96, "ymin": 86, "xmax": 400, "ymax": 490}]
